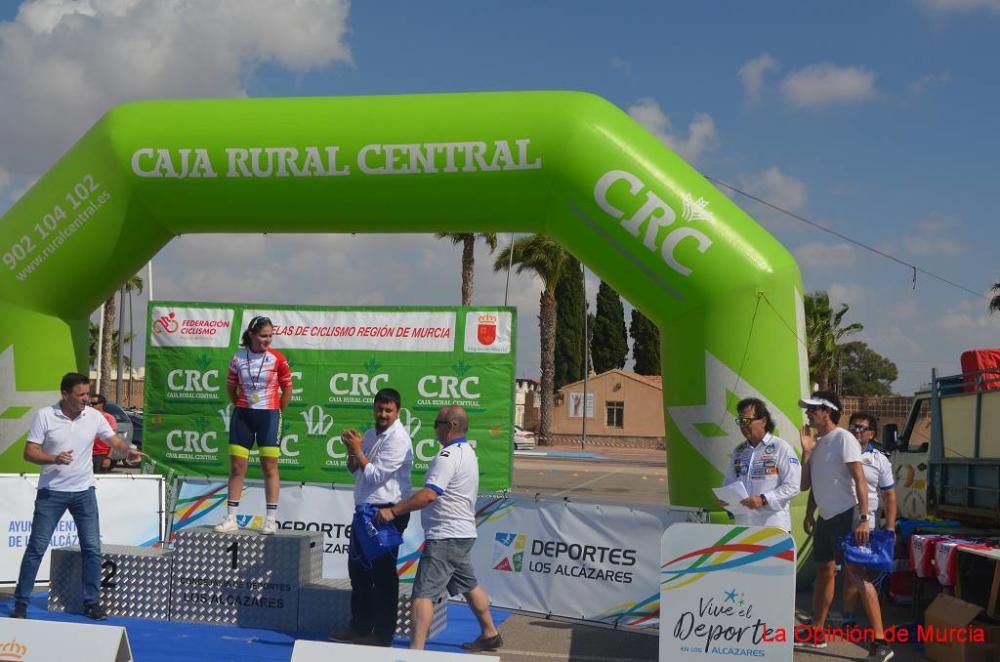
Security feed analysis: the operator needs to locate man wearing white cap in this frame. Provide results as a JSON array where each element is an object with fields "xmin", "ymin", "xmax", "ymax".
[{"xmin": 795, "ymin": 391, "xmax": 876, "ymax": 656}]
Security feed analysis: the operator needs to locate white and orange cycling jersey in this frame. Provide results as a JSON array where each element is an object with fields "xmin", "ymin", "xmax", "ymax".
[{"xmin": 227, "ymin": 348, "xmax": 292, "ymax": 410}]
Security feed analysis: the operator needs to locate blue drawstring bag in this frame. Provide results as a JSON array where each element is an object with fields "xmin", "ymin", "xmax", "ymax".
[
  {"xmin": 840, "ymin": 528, "xmax": 895, "ymax": 573},
  {"xmin": 352, "ymin": 503, "xmax": 403, "ymax": 563}
]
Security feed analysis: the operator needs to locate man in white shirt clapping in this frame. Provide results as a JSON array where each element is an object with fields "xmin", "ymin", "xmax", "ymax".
[{"xmin": 332, "ymin": 388, "xmax": 414, "ymax": 647}]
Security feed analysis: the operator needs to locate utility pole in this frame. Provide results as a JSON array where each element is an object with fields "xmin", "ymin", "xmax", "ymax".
[{"xmin": 581, "ymin": 261, "xmax": 588, "ymax": 450}]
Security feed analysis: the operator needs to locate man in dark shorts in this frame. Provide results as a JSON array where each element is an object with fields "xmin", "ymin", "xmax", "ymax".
[
  {"xmin": 376, "ymin": 406, "xmax": 501, "ymax": 652},
  {"xmin": 798, "ymin": 391, "xmax": 876, "ymax": 655}
]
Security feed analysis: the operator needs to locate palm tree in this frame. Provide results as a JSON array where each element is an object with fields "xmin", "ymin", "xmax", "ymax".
[
  {"xmin": 990, "ymin": 280, "xmax": 1000, "ymax": 314},
  {"xmin": 804, "ymin": 291, "xmax": 863, "ymax": 391},
  {"xmin": 436, "ymin": 233, "xmax": 498, "ymax": 305},
  {"xmin": 89, "ymin": 323, "xmax": 134, "ymax": 373},
  {"xmin": 494, "ymin": 235, "xmax": 572, "ymax": 441},
  {"xmin": 100, "ymin": 273, "xmax": 143, "ymax": 396}
]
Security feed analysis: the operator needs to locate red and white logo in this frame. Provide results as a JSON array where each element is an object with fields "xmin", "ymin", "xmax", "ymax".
[
  {"xmin": 477, "ymin": 313, "xmax": 497, "ymax": 346},
  {"xmin": 464, "ymin": 311, "xmax": 512, "ymax": 354},
  {"xmin": 153, "ymin": 312, "xmax": 179, "ymax": 334},
  {"xmin": 150, "ymin": 306, "xmax": 235, "ymax": 348}
]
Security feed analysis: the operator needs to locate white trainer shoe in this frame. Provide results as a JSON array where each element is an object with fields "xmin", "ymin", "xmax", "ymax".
[
  {"xmin": 214, "ymin": 515, "xmax": 239, "ymax": 533},
  {"xmin": 259, "ymin": 519, "xmax": 278, "ymax": 535}
]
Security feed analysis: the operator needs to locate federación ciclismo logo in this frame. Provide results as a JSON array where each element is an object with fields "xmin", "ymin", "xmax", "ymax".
[{"xmin": 492, "ymin": 532, "xmax": 525, "ymax": 573}]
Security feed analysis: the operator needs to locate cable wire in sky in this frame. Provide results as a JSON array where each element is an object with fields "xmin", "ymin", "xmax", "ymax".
[{"xmin": 704, "ymin": 175, "xmax": 988, "ymax": 301}]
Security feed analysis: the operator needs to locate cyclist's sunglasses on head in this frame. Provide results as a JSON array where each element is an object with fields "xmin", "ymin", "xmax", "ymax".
[{"xmin": 248, "ymin": 316, "xmax": 272, "ymax": 330}]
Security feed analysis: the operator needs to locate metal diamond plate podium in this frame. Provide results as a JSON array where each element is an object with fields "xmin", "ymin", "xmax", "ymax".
[
  {"xmin": 169, "ymin": 526, "xmax": 322, "ymax": 630},
  {"xmin": 48, "ymin": 544, "xmax": 173, "ymax": 619},
  {"xmin": 44, "ymin": 526, "xmax": 443, "ymax": 639}
]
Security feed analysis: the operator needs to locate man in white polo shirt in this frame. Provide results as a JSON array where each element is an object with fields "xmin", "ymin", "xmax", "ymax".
[
  {"xmin": 9, "ymin": 372, "xmax": 144, "ymax": 621},
  {"xmin": 332, "ymin": 387, "xmax": 413, "ymax": 647},
  {"xmin": 377, "ymin": 405, "xmax": 501, "ymax": 652},
  {"xmin": 796, "ymin": 391, "xmax": 877, "ymax": 655}
]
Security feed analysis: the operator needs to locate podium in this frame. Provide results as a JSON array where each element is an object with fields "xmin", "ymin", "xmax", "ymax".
[
  {"xmin": 48, "ymin": 545, "xmax": 173, "ymax": 619},
  {"xmin": 46, "ymin": 526, "xmax": 442, "ymax": 639},
  {"xmin": 298, "ymin": 578, "xmax": 447, "ymax": 639},
  {"xmin": 169, "ymin": 526, "xmax": 321, "ymax": 630}
]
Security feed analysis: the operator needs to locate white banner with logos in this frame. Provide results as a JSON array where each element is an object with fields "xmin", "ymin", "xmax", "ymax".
[
  {"xmin": 241, "ymin": 309, "xmax": 458, "ymax": 352},
  {"xmin": 172, "ymin": 481, "xmax": 708, "ymax": 631},
  {"xmin": 0, "ymin": 474, "xmax": 165, "ymax": 585},
  {"xmin": 470, "ymin": 498, "xmax": 704, "ymax": 630},
  {"xmin": 172, "ymin": 480, "xmax": 429, "ymax": 581},
  {"xmin": 660, "ymin": 524, "xmax": 795, "ymax": 661}
]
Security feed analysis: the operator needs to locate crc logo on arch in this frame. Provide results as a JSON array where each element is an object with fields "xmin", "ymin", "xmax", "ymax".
[{"xmin": 150, "ymin": 306, "xmax": 234, "ymax": 348}]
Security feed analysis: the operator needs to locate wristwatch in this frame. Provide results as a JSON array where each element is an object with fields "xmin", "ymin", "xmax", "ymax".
[
  {"xmin": 760, "ymin": 494, "xmax": 768, "ymax": 506},
  {"xmin": 858, "ymin": 513, "xmax": 869, "ymax": 521}
]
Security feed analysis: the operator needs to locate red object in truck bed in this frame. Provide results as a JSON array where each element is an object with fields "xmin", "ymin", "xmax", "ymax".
[{"xmin": 960, "ymin": 349, "xmax": 1000, "ymax": 391}]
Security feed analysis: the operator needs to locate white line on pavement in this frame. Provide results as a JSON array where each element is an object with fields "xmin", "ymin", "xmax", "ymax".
[{"xmin": 550, "ymin": 465, "xmax": 629, "ymax": 497}]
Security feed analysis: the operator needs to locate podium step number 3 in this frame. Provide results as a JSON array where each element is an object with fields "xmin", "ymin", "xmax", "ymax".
[{"xmin": 0, "ymin": 618, "xmax": 133, "ymax": 662}]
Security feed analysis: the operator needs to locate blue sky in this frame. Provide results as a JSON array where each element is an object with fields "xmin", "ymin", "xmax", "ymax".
[{"xmin": 1, "ymin": 0, "xmax": 998, "ymax": 394}]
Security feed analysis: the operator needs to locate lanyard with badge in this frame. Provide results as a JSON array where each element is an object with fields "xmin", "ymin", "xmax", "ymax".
[{"xmin": 245, "ymin": 349, "xmax": 266, "ymax": 404}]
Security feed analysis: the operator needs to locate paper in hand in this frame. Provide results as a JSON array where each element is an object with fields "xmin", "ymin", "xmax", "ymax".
[{"xmin": 713, "ymin": 481, "xmax": 751, "ymax": 514}]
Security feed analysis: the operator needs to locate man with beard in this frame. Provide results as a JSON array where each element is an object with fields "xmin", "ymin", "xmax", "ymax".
[{"xmin": 331, "ymin": 388, "xmax": 413, "ymax": 647}]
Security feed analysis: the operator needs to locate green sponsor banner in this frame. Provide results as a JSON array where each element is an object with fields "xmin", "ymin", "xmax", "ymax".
[{"xmin": 145, "ymin": 301, "xmax": 516, "ymax": 491}]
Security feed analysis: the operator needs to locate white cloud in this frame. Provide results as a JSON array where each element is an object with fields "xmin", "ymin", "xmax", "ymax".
[
  {"xmin": 780, "ymin": 63, "xmax": 878, "ymax": 108},
  {"xmin": 738, "ymin": 166, "xmax": 808, "ymax": 212},
  {"xmin": 910, "ymin": 71, "xmax": 951, "ymax": 94},
  {"xmin": 828, "ymin": 282, "xmax": 865, "ymax": 308},
  {"xmin": 921, "ymin": 0, "xmax": 1000, "ymax": 12},
  {"xmin": 904, "ymin": 214, "xmax": 964, "ymax": 256},
  {"xmin": 627, "ymin": 98, "xmax": 718, "ymax": 163},
  {"xmin": 0, "ymin": 0, "xmax": 352, "ymax": 178},
  {"xmin": 793, "ymin": 242, "xmax": 855, "ymax": 269},
  {"xmin": 889, "ymin": 300, "xmax": 919, "ymax": 321},
  {"xmin": 939, "ymin": 307, "xmax": 1000, "ymax": 332},
  {"xmin": 904, "ymin": 236, "xmax": 964, "ymax": 256},
  {"xmin": 739, "ymin": 53, "xmax": 779, "ymax": 101}
]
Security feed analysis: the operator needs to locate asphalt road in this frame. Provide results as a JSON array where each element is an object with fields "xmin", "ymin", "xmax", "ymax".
[{"xmin": 510, "ymin": 452, "xmax": 669, "ymax": 505}]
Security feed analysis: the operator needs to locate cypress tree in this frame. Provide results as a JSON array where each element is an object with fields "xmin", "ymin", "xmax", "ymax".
[
  {"xmin": 591, "ymin": 281, "xmax": 628, "ymax": 373},
  {"xmin": 630, "ymin": 308, "xmax": 661, "ymax": 375},
  {"xmin": 554, "ymin": 256, "xmax": 585, "ymax": 388}
]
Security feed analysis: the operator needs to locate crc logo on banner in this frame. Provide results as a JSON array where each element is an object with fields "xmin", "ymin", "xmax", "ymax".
[
  {"xmin": 464, "ymin": 311, "xmax": 512, "ymax": 354},
  {"xmin": 328, "ymin": 358, "xmax": 390, "ymax": 405},
  {"xmin": 165, "ymin": 355, "xmax": 223, "ymax": 402},
  {"xmin": 150, "ymin": 306, "xmax": 235, "ymax": 348},
  {"xmin": 491, "ymin": 531, "xmax": 637, "ymax": 584},
  {"xmin": 165, "ymin": 416, "xmax": 222, "ymax": 464},
  {"xmin": 416, "ymin": 360, "xmax": 480, "ymax": 407}
]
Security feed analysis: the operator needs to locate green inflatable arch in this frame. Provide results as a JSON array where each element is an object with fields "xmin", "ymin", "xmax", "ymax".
[{"xmin": 0, "ymin": 91, "xmax": 809, "ymax": 556}]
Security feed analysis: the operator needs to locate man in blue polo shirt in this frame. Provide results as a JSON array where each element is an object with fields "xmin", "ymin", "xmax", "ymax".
[
  {"xmin": 377, "ymin": 405, "xmax": 501, "ymax": 652},
  {"xmin": 9, "ymin": 372, "xmax": 144, "ymax": 620}
]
